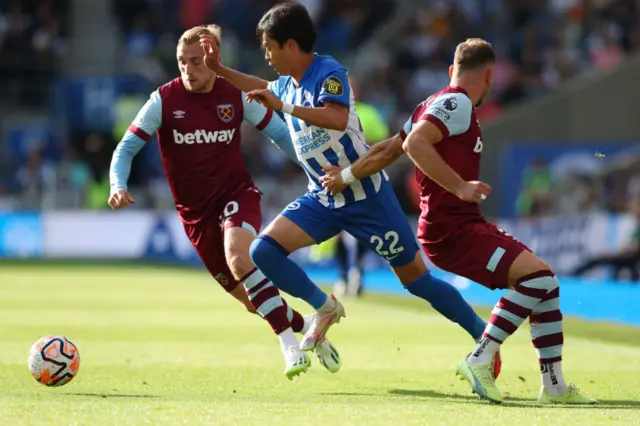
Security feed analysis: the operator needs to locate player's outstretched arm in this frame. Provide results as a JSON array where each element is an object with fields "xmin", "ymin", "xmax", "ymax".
[
  {"xmin": 217, "ymin": 65, "xmax": 269, "ymax": 92},
  {"xmin": 289, "ymin": 101, "xmax": 348, "ymax": 131},
  {"xmin": 403, "ymin": 121, "xmax": 491, "ymax": 203},
  {"xmin": 200, "ymin": 35, "xmax": 268, "ymax": 92},
  {"xmin": 246, "ymin": 70, "xmax": 351, "ymax": 131},
  {"xmin": 245, "ymin": 89, "xmax": 348, "ymax": 131},
  {"xmin": 320, "ymin": 134, "xmax": 404, "ymax": 195}
]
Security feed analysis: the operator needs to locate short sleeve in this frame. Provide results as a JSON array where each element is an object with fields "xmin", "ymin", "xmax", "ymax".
[
  {"xmin": 419, "ymin": 93, "xmax": 472, "ymax": 138},
  {"xmin": 399, "ymin": 115, "xmax": 413, "ymax": 141},
  {"xmin": 317, "ymin": 69, "xmax": 350, "ymax": 108},
  {"xmin": 268, "ymin": 77, "xmax": 289, "ymax": 99},
  {"xmin": 128, "ymin": 90, "xmax": 162, "ymax": 141}
]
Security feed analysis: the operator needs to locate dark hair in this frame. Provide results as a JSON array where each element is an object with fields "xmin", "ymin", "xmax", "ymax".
[
  {"xmin": 454, "ymin": 38, "xmax": 495, "ymax": 71},
  {"xmin": 257, "ymin": 2, "xmax": 316, "ymax": 53}
]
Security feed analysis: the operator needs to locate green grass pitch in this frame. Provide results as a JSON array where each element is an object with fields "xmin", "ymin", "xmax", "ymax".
[{"xmin": 1, "ymin": 263, "xmax": 639, "ymax": 425}]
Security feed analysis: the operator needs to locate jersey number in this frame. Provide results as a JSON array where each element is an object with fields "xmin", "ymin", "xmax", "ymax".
[
  {"xmin": 370, "ymin": 231, "xmax": 405, "ymax": 260},
  {"xmin": 218, "ymin": 201, "xmax": 239, "ymax": 228},
  {"xmin": 496, "ymin": 226, "xmax": 521, "ymax": 243}
]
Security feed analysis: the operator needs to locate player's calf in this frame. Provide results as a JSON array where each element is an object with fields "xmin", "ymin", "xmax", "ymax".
[
  {"xmin": 250, "ymin": 217, "xmax": 329, "ymax": 309},
  {"xmin": 465, "ymin": 250, "xmax": 595, "ymax": 403},
  {"xmin": 394, "ymin": 252, "xmax": 487, "ymax": 342},
  {"xmin": 225, "ymin": 227, "xmax": 308, "ymax": 375}
]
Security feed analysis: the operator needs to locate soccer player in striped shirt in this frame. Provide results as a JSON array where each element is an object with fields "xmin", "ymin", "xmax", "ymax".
[
  {"xmin": 108, "ymin": 24, "xmax": 340, "ymax": 379},
  {"xmin": 200, "ymin": 2, "xmax": 496, "ymax": 375}
]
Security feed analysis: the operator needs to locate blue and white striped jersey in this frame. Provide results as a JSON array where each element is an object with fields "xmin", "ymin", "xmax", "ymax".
[{"xmin": 268, "ymin": 54, "xmax": 388, "ymax": 209}]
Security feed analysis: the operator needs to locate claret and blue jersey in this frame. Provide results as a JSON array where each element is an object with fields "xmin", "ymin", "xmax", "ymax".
[{"xmin": 268, "ymin": 54, "xmax": 387, "ymax": 209}]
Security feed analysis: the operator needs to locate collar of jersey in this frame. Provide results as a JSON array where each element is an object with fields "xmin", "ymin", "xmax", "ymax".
[
  {"xmin": 293, "ymin": 53, "xmax": 321, "ymax": 88},
  {"xmin": 447, "ymin": 85, "xmax": 469, "ymax": 96}
]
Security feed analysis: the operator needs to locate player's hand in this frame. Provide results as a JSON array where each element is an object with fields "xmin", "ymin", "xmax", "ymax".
[
  {"xmin": 320, "ymin": 165, "xmax": 348, "ymax": 196},
  {"xmin": 456, "ymin": 181, "xmax": 492, "ymax": 203},
  {"xmin": 200, "ymin": 35, "xmax": 222, "ymax": 71},
  {"xmin": 245, "ymin": 89, "xmax": 283, "ymax": 112},
  {"xmin": 108, "ymin": 189, "xmax": 136, "ymax": 210}
]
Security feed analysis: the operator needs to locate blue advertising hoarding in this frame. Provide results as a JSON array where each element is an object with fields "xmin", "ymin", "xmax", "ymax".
[{"xmin": 0, "ymin": 213, "xmax": 43, "ymax": 258}]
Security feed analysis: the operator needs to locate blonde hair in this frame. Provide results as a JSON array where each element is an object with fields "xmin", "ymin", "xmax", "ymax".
[
  {"xmin": 454, "ymin": 38, "xmax": 495, "ymax": 71},
  {"xmin": 178, "ymin": 24, "xmax": 222, "ymax": 46}
]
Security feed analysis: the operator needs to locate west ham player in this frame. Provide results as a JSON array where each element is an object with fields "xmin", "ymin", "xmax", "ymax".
[
  {"xmin": 200, "ymin": 2, "xmax": 496, "ymax": 369},
  {"xmin": 108, "ymin": 25, "xmax": 341, "ymax": 379},
  {"xmin": 321, "ymin": 38, "xmax": 596, "ymax": 405}
]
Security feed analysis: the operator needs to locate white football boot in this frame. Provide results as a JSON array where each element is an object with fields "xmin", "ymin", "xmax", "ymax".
[
  {"xmin": 283, "ymin": 345, "xmax": 311, "ymax": 380},
  {"xmin": 314, "ymin": 338, "xmax": 341, "ymax": 373},
  {"xmin": 300, "ymin": 295, "xmax": 346, "ymax": 351}
]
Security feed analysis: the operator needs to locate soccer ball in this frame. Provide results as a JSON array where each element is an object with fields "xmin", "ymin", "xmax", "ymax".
[{"xmin": 28, "ymin": 335, "xmax": 80, "ymax": 387}]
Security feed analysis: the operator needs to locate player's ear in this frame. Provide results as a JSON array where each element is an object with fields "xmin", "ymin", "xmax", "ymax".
[
  {"xmin": 485, "ymin": 66, "xmax": 494, "ymax": 85},
  {"xmin": 286, "ymin": 39, "xmax": 296, "ymax": 51},
  {"xmin": 448, "ymin": 65, "xmax": 454, "ymax": 78}
]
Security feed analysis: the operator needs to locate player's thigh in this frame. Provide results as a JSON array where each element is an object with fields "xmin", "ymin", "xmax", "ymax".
[
  {"xmin": 263, "ymin": 196, "xmax": 341, "ymax": 253},
  {"xmin": 183, "ymin": 221, "xmax": 240, "ymax": 293},
  {"xmin": 429, "ymin": 222, "xmax": 530, "ymax": 290},
  {"xmin": 391, "ymin": 251, "xmax": 428, "ymax": 285},
  {"xmin": 507, "ymin": 250, "xmax": 552, "ymax": 288},
  {"xmin": 221, "ymin": 187, "xmax": 263, "ymax": 280},
  {"xmin": 341, "ymin": 188, "xmax": 421, "ymax": 283}
]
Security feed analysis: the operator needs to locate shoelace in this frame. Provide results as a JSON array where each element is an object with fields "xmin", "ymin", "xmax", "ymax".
[
  {"xmin": 476, "ymin": 365, "xmax": 495, "ymax": 384},
  {"xmin": 567, "ymin": 383, "xmax": 580, "ymax": 394}
]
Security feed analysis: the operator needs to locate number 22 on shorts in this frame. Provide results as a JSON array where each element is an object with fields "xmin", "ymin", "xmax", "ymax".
[{"xmin": 370, "ymin": 231, "xmax": 404, "ymax": 260}]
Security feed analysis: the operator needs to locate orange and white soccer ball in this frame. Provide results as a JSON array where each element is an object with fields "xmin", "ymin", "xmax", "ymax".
[{"xmin": 28, "ymin": 335, "xmax": 80, "ymax": 387}]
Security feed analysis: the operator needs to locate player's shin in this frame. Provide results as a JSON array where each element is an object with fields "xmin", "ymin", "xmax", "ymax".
[
  {"xmin": 240, "ymin": 267, "xmax": 298, "ymax": 349},
  {"xmin": 530, "ymin": 286, "xmax": 567, "ymax": 396},
  {"xmin": 405, "ymin": 271, "xmax": 486, "ymax": 340},
  {"xmin": 282, "ymin": 298, "xmax": 306, "ymax": 333},
  {"xmin": 249, "ymin": 235, "xmax": 329, "ymax": 309},
  {"xmin": 469, "ymin": 271, "xmax": 559, "ymax": 366}
]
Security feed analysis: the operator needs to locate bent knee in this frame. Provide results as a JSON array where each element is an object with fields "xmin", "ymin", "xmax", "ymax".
[
  {"xmin": 226, "ymin": 250, "xmax": 254, "ymax": 280},
  {"xmin": 512, "ymin": 269, "xmax": 559, "ymax": 292},
  {"xmin": 508, "ymin": 250, "xmax": 555, "ymax": 287},
  {"xmin": 249, "ymin": 235, "xmax": 287, "ymax": 265},
  {"xmin": 393, "ymin": 252, "xmax": 428, "ymax": 285},
  {"xmin": 249, "ymin": 236, "xmax": 266, "ymax": 264}
]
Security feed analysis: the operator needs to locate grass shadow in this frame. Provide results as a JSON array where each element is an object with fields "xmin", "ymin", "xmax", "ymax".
[
  {"xmin": 67, "ymin": 392, "xmax": 158, "ymax": 399},
  {"xmin": 389, "ymin": 389, "xmax": 640, "ymax": 409},
  {"xmin": 318, "ymin": 392, "xmax": 379, "ymax": 397}
]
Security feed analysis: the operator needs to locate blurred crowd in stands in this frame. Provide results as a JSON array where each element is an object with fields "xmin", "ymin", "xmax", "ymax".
[
  {"xmin": 2, "ymin": 0, "xmax": 640, "ymax": 216},
  {"xmin": 0, "ymin": 0, "xmax": 68, "ymax": 107}
]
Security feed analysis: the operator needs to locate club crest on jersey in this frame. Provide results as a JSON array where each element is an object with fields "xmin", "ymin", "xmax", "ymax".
[
  {"xmin": 322, "ymin": 76, "xmax": 344, "ymax": 96},
  {"xmin": 217, "ymin": 104, "xmax": 234, "ymax": 123},
  {"xmin": 443, "ymin": 96, "xmax": 458, "ymax": 111}
]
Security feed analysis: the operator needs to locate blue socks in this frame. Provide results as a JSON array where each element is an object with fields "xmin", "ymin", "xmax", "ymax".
[
  {"xmin": 250, "ymin": 235, "xmax": 486, "ymax": 339},
  {"xmin": 250, "ymin": 235, "xmax": 328, "ymax": 310},
  {"xmin": 405, "ymin": 271, "xmax": 486, "ymax": 340}
]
